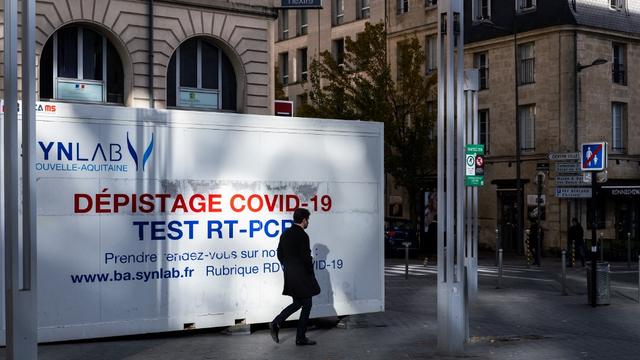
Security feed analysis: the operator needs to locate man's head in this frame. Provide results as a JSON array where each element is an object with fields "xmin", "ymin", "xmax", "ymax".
[
  {"xmin": 293, "ymin": 208, "xmax": 311, "ymax": 229},
  {"xmin": 572, "ymin": 218, "xmax": 579, "ymax": 226}
]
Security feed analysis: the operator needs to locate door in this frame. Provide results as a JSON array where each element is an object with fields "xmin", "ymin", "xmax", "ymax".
[{"xmin": 497, "ymin": 190, "xmax": 522, "ymax": 254}]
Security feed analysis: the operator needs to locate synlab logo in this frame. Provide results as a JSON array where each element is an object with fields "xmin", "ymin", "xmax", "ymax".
[{"xmin": 126, "ymin": 132, "xmax": 155, "ymax": 171}]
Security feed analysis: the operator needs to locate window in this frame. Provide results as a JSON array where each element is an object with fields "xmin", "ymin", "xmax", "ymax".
[
  {"xmin": 279, "ymin": 52, "xmax": 289, "ymax": 85},
  {"xmin": 610, "ymin": 0, "xmax": 624, "ymax": 10},
  {"xmin": 39, "ymin": 25, "xmax": 124, "ymax": 103},
  {"xmin": 358, "ymin": 0, "xmax": 370, "ymax": 19},
  {"xmin": 474, "ymin": 52, "xmax": 488, "ymax": 89},
  {"xmin": 298, "ymin": 48, "xmax": 308, "ymax": 82},
  {"xmin": 333, "ymin": 38, "xmax": 345, "ymax": 65},
  {"xmin": 518, "ymin": 42, "xmax": 535, "ymax": 85},
  {"xmin": 167, "ymin": 37, "xmax": 237, "ymax": 111},
  {"xmin": 612, "ymin": 102, "xmax": 627, "ymax": 153},
  {"xmin": 516, "ymin": 0, "xmax": 536, "ymax": 11},
  {"xmin": 473, "ymin": 0, "xmax": 491, "ymax": 21},
  {"xmin": 334, "ymin": 0, "xmax": 344, "ymax": 25},
  {"xmin": 398, "ymin": 0, "xmax": 409, "ymax": 14},
  {"xmin": 278, "ymin": 10, "xmax": 289, "ymax": 40},
  {"xmin": 297, "ymin": 10, "xmax": 308, "ymax": 36},
  {"xmin": 425, "ymin": 0, "xmax": 437, "ymax": 8},
  {"xmin": 613, "ymin": 43, "xmax": 627, "ymax": 85},
  {"xmin": 479, "ymin": 109, "xmax": 490, "ymax": 153},
  {"xmin": 518, "ymin": 105, "xmax": 535, "ymax": 151},
  {"xmin": 425, "ymin": 35, "xmax": 437, "ymax": 74}
]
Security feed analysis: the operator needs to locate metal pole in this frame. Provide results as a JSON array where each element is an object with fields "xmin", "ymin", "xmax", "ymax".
[
  {"xmin": 590, "ymin": 172, "xmax": 597, "ymax": 307},
  {"xmin": 497, "ymin": 249, "xmax": 503, "ymax": 289},
  {"xmin": 627, "ymin": 232, "xmax": 631, "ymax": 269},
  {"xmin": 437, "ymin": 0, "xmax": 465, "ymax": 354},
  {"xmin": 405, "ymin": 242, "xmax": 409, "ymax": 280},
  {"xmin": 637, "ymin": 255, "xmax": 640, "ymax": 304},
  {"xmin": 513, "ymin": 5, "xmax": 523, "ymax": 258},
  {"xmin": 495, "ymin": 227, "xmax": 500, "ymax": 266},
  {"xmin": 561, "ymin": 250, "xmax": 567, "ymax": 295},
  {"xmin": 5, "ymin": 0, "xmax": 20, "ymax": 356},
  {"xmin": 5, "ymin": 1, "xmax": 38, "ymax": 357},
  {"xmin": 600, "ymin": 232, "xmax": 604, "ymax": 263}
]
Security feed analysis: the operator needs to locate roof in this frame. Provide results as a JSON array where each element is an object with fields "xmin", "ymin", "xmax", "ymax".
[{"xmin": 571, "ymin": 0, "xmax": 640, "ymax": 35}]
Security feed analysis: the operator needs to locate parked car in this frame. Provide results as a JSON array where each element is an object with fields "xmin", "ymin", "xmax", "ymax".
[{"xmin": 385, "ymin": 218, "xmax": 417, "ymax": 256}]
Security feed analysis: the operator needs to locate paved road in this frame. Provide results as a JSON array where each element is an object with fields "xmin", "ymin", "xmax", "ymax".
[{"xmin": 2, "ymin": 255, "xmax": 639, "ymax": 359}]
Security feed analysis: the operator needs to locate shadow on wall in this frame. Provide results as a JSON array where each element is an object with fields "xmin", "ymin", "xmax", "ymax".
[{"xmin": 312, "ymin": 243, "xmax": 337, "ymax": 319}]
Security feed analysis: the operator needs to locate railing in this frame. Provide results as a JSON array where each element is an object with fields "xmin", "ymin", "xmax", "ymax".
[{"xmin": 612, "ymin": 64, "xmax": 627, "ymax": 84}]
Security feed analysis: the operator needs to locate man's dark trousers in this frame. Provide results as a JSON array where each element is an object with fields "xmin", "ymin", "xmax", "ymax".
[{"xmin": 273, "ymin": 296, "xmax": 312, "ymax": 341}]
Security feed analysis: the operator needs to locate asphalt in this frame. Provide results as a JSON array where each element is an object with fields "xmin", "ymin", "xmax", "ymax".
[{"xmin": 2, "ymin": 253, "xmax": 640, "ymax": 360}]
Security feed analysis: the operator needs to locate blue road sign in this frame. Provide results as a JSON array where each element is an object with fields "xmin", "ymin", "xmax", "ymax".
[{"xmin": 581, "ymin": 142, "xmax": 607, "ymax": 171}]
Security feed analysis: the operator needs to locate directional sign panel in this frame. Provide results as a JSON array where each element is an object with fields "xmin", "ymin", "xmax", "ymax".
[
  {"xmin": 555, "ymin": 187, "xmax": 592, "ymax": 198},
  {"xmin": 555, "ymin": 161, "xmax": 580, "ymax": 174},
  {"xmin": 581, "ymin": 142, "xmax": 607, "ymax": 171}
]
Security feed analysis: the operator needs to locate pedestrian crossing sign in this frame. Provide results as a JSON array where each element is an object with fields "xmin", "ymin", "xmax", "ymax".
[{"xmin": 580, "ymin": 142, "xmax": 607, "ymax": 172}]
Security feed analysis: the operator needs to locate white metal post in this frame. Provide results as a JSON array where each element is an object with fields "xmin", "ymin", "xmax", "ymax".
[
  {"xmin": 437, "ymin": 0, "xmax": 466, "ymax": 354},
  {"xmin": 464, "ymin": 69, "xmax": 479, "ymax": 300},
  {"xmin": 5, "ymin": 0, "xmax": 38, "ymax": 358}
]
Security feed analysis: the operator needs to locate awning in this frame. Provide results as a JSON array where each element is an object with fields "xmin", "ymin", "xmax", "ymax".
[{"xmin": 600, "ymin": 179, "xmax": 640, "ymax": 196}]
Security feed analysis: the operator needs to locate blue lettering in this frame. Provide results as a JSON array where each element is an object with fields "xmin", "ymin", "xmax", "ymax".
[
  {"xmin": 57, "ymin": 142, "xmax": 72, "ymax": 161},
  {"xmin": 92, "ymin": 143, "xmax": 107, "ymax": 161},
  {"xmin": 110, "ymin": 144, "xmax": 122, "ymax": 161},
  {"xmin": 76, "ymin": 143, "xmax": 88, "ymax": 161},
  {"xmin": 167, "ymin": 221, "xmax": 183, "ymax": 240},
  {"xmin": 133, "ymin": 221, "xmax": 148, "ymax": 241},
  {"xmin": 151, "ymin": 221, "xmax": 166, "ymax": 240},
  {"xmin": 38, "ymin": 141, "xmax": 54, "ymax": 160},
  {"xmin": 264, "ymin": 219, "xmax": 280, "ymax": 238},
  {"xmin": 249, "ymin": 220, "xmax": 263, "ymax": 238}
]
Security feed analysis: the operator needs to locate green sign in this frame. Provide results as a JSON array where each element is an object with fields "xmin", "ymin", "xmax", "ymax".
[{"xmin": 465, "ymin": 144, "xmax": 485, "ymax": 187}]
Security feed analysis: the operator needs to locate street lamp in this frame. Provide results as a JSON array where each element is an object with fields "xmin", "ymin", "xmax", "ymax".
[{"xmin": 477, "ymin": 16, "xmax": 523, "ymax": 256}]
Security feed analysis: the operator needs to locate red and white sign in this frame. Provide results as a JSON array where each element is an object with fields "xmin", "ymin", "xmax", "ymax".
[{"xmin": 274, "ymin": 100, "xmax": 293, "ymax": 117}]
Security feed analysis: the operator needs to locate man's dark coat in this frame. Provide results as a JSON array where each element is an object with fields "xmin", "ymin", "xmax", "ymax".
[{"xmin": 277, "ymin": 224, "xmax": 321, "ymax": 298}]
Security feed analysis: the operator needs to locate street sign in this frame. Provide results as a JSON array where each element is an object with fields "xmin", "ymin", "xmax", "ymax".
[
  {"xmin": 555, "ymin": 161, "xmax": 580, "ymax": 174},
  {"xmin": 536, "ymin": 162, "xmax": 549, "ymax": 171},
  {"xmin": 548, "ymin": 152, "xmax": 580, "ymax": 161},
  {"xmin": 581, "ymin": 142, "xmax": 607, "ymax": 171},
  {"xmin": 465, "ymin": 144, "xmax": 484, "ymax": 186},
  {"xmin": 274, "ymin": 100, "xmax": 293, "ymax": 117},
  {"xmin": 555, "ymin": 187, "xmax": 592, "ymax": 198},
  {"xmin": 556, "ymin": 175, "xmax": 590, "ymax": 187},
  {"xmin": 280, "ymin": 0, "xmax": 323, "ymax": 8},
  {"xmin": 527, "ymin": 195, "xmax": 546, "ymax": 206}
]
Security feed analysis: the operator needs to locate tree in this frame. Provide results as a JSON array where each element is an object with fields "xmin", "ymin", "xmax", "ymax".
[{"xmin": 300, "ymin": 22, "xmax": 437, "ymax": 234}]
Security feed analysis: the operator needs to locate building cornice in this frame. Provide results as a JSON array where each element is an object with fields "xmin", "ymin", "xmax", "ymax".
[{"xmin": 465, "ymin": 24, "xmax": 640, "ymax": 52}]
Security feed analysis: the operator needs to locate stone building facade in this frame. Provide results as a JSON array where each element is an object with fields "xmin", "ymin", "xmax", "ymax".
[
  {"xmin": 464, "ymin": 0, "xmax": 640, "ymax": 256},
  {"xmin": 0, "ymin": 0, "xmax": 276, "ymax": 114},
  {"xmin": 273, "ymin": 0, "xmax": 386, "ymax": 112}
]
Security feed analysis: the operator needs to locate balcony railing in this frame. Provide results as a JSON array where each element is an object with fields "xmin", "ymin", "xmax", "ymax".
[{"xmin": 612, "ymin": 64, "xmax": 627, "ymax": 85}]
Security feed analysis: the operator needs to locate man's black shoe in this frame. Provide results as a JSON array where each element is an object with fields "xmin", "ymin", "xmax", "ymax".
[
  {"xmin": 269, "ymin": 322, "xmax": 279, "ymax": 344},
  {"xmin": 295, "ymin": 338, "xmax": 317, "ymax": 346}
]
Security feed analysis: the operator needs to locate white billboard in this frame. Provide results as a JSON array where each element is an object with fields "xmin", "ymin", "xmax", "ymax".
[{"xmin": 0, "ymin": 103, "xmax": 384, "ymax": 343}]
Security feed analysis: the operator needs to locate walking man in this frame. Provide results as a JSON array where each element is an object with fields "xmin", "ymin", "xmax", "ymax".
[{"xmin": 270, "ymin": 208, "xmax": 320, "ymax": 345}]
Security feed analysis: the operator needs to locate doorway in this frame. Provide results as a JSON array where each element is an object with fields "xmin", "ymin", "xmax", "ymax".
[{"xmin": 497, "ymin": 190, "xmax": 523, "ymax": 254}]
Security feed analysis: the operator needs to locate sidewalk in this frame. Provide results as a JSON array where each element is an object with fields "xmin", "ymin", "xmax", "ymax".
[{"xmin": 2, "ymin": 254, "xmax": 640, "ymax": 359}]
